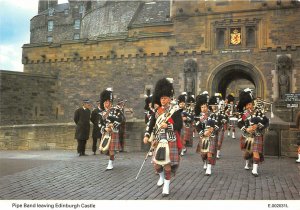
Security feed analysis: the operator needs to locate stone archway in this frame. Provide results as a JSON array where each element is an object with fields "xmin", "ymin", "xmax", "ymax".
[{"xmin": 207, "ymin": 60, "xmax": 265, "ymax": 99}]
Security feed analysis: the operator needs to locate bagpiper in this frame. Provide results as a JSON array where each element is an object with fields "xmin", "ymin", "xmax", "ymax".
[
  {"xmin": 237, "ymin": 88, "xmax": 269, "ymax": 176},
  {"xmin": 178, "ymin": 93, "xmax": 186, "ymax": 156},
  {"xmin": 178, "ymin": 92, "xmax": 195, "ymax": 156},
  {"xmin": 195, "ymin": 94, "xmax": 219, "ymax": 176},
  {"xmin": 297, "ymin": 142, "xmax": 300, "ymax": 163},
  {"xmin": 98, "ymin": 88, "xmax": 123, "ymax": 170},
  {"xmin": 226, "ymin": 94, "xmax": 237, "ymax": 139},
  {"xmin": 216, "ymin": 95, "xmax": 227, "ymax": 159},
  {"xmin": 143, "ymin": 78, "xmax": 183, "ymax": 197},
  {"xmin": 144, "ymin": 95, "xmax": 154, "ymax": 125}
]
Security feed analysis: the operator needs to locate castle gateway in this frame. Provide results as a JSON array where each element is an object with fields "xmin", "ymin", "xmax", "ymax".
[{"xmin": 1, "ymin": 0, "xmax": 300, "ymax": 125}]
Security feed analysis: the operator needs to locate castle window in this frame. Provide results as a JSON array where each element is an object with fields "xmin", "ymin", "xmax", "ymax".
[
  {"xmin": 79, "ymin": 5, "xmax": 84, "ymax": 14},
  {"xmin": 73, "ymin": 33, "xmax": 80, "ymax": 40},
  {"xmin": 74, "ymin": 19, "xmax": 81, "ymax": 29},
  {"xmin": 48, "ymin": 20, "xmax": 53, "ymax": 32},
  {"xmin": 216, "ymin": 28, "xmax": 226, "ymax": 48},
  {"xmin": 64, "ymin": 9, "xmax": 69, "ymax": 15},
  {"xmin": 47, "ymin": 36, "xmax": 53, "ymax": 43},
  {"xmin": 48, "ymin": 8, "xmax": 54, "ymax": 16},
  {"xmin": 246, "ymin": 26, "xmax": 256, "ymax": 47}
]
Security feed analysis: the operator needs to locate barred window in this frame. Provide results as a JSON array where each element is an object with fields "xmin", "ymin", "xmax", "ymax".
[
  {"xmin": 48, "ymin": 20, "xmax": 53, "ymax": 32},
  {"xmin": 48, "ymin": 8, "xmax": 54, "ymax": 16},
  {"xmin": 73, "ymin": 33, "xmax": 80, "ymax": 40},
  {"xmin": 74, "ymin": 19, "xmax": 80, "ymax": 29},
  {"xmin": 47, "ymin": 36, "xmax": 53, "ymax": 43},
  {"xmin": 79, "ymin": 5, "xmax": 84, "ymax": 14}
]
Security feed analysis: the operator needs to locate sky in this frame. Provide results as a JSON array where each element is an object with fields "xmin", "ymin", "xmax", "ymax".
[{"xmin": 0, "ymin": 0, "xmax": 68, "ymax": 72}]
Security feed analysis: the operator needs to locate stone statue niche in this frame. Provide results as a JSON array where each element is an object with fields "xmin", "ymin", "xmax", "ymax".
[
  {"xmin": 277, "ymin": 55, "xmax": 292, "ymax": 100},
  {"xmin": 184, "ymin": 59, "xmax": 197, "ymax": 96}
]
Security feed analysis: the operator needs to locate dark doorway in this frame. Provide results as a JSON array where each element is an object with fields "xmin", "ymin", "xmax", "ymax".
[{"xmin": 209, "ymin": 61, "xmax": 263, "ymax": 99}]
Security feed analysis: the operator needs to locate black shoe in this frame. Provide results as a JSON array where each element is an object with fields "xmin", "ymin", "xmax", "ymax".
[
  {"xmin": 93, "ymin": 152, "xmax": 96, "ymax": 155},
  {"xmin": 79, "ymin": 153, "xmax": 82, "ymax": 157},
  {"xmin": 82, "ymin": 153, "xmax": 88, "ymax": 156}
]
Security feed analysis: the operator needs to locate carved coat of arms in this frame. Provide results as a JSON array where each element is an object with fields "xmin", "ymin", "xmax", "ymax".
[{"xmin": 230, "ymin": 28, "xmax": 241, "ymax": 45}]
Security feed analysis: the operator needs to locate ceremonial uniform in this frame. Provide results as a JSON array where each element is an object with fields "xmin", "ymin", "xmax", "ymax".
[
  {"xmin": 98, "ymin": 88, "xmax": 122, "ymax": 170},
  {"xmin": 178, "ymin": 93, "xmax": 194, "ymax": 156},
  {"xmin": 144, "ymin": 95, "xmax": 154, "ymax": 125},
  {"xmin": 226, "ymin": 94, "xmax": 237, "ymax": 139},
  {"xmin": 216, "ymin": 107, "xmax": 227, "ymax": 159},
  {"xmin": 237, "ymin": 89, "xmax": 269, "ymax": 176},
  {"xmin": 118, "ymin": 105, "xmax": 126, "ymax": 152},
  {"xmin": 143, "ymin": 78, "xmax": 183, "ymax": 197},
  {"xmin": 195, "ymin": 94, "xmax": 219, "ymax": 176}
]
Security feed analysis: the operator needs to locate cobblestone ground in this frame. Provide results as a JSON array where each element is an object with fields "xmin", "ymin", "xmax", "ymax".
[{"xmin": 0, "ymin": 130, "xmax": 299, "ymax": 200}]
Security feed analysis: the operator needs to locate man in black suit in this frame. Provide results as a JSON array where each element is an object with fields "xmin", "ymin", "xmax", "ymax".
[
  {"xmin": 74, "ymin": 99, "xmax": 92, "ymax": 156},
  {"xmin": 90, "ymin": 100, "xmax": 102, "ymax": 155}
]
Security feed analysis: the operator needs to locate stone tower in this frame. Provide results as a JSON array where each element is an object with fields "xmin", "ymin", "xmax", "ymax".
[{"xmin": 38, "ymin": 0, "xmax": 58, "ymax": 14}]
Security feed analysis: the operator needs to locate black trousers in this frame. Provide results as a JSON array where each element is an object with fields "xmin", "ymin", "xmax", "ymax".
[
  {"xmin": 92, "ymin": 136, "xmax": 101, "ymax": 153},
  {"xmin": 77, "ymin": 139, "xmax": 87, "ymax": 155}
]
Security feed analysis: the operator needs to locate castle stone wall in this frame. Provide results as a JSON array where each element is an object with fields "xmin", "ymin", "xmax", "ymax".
[
  {"xmin": 0, "ymin": 71, "xmax": 58, "ymax": 126},
  {"xmin": 0, "ymin": 121, "xmax": 145, "ymax": 152}
]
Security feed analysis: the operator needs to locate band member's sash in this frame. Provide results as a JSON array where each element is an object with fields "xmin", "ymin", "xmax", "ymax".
[
  {"xmin": 244, "ymin": 137, "xmax": 254, "ymax": 153},
  {"xmin": 148, "ymin": 104, "xmax": 179, "ymax": 143},
  {"xmin": 154, "ymin": 139, "xmax": 170, "ymax": 166},
  {"xmin": 99, "ymin": 132, "xmax": 111, "ymax": 152}
]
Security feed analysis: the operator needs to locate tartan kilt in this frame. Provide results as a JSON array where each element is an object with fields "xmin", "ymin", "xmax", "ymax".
[
  {"xmin": 109, "ymin": 132, "xmax": 121, "ymax": 152},
  {"xmin": 223, "ymin": 123, "xmax": 227, "ymax": 131},
  {"xmin": 218, "ymin": 129, "xmax": 225, "ymax": 148},
  {"xmin": 240, "ymin": 135, "xmax": 246, "ymax": 150},
  {"xmin": 252, "ymin": 135, "xmax": 264, "ymax": 154},
  {"xmin": 152, "ymin": 140, "xmax": 179, "ymax": 166},
  {"xmin": 208, "ymin": 136, "xmax": 217, "ymax": 154},
  {"xmin": 181, "ymin": 125, "xmax": 193, "ymax": 144}
]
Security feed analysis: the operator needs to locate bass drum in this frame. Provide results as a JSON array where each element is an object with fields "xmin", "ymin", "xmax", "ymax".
[{"xmin": 99, "ymin": 132, "xmax": 111, "ymax": 152}]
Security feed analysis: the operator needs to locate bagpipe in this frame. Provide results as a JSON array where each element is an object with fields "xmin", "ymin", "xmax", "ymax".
[
  {"xmin": 253, "ymin": 98, "xmax": 274, "ymax": 119},
  {"xmin": 181, "ymin": 102, "xmax": 195, "ymax": 127}
]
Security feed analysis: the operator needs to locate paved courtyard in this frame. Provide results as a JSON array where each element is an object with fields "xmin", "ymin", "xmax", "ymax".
[{"xmin": 0, "ymin": 130, "xmax": 299, "ymax": 201}]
